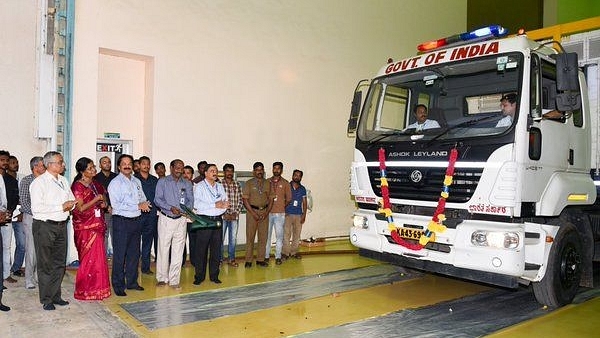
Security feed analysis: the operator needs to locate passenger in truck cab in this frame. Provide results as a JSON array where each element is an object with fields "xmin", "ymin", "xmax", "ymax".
[
  {"xmin": 406, "ymin": 104, "xmax": 440, "ymax": 131},
  {"xmin": 496, "ymin": 93, "xmax": 517, "ymax": 127}
]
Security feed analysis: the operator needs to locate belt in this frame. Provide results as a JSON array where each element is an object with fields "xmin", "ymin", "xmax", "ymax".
[
  {"xmin": 201, "ymin": 215, "xmax": 223, "ymax": 221},
  {"xmin": 160, "ymin": 210, "xmax": 182, "ymax": 219},
  {"xmin": 35, "ymin": 219, "xmax": 68, "ymax": 225},
  {"xmin": 250, "ymin": 205, "xmax": 268, "ymax": 211},
  {"xmin": 113, "ymin": 214, "xmax": 141, "ymax": 221}
]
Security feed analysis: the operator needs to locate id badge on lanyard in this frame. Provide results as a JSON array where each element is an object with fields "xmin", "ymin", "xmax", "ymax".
[{"xmin": 89, "ymin": 183, "xmax": 102, "ymax": 218}]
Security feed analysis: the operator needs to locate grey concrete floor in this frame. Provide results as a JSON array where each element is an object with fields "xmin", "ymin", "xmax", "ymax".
[{"xmin": 0, "ymin": 270, "xmax": 135, "ymax": 338}]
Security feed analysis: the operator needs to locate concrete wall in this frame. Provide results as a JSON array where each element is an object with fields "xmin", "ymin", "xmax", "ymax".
[{"xmin": 2, "ymin": 0, "xmax": 467, "ymax": 241}]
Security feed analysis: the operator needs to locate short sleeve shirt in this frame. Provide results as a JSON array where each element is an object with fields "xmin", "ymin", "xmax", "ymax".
[{"xmin": 242, "ymin": 177, "xmax": 272, "ymax": 208}]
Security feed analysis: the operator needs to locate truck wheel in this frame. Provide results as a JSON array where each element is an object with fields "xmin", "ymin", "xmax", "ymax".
[{"xmin": 532, "ymin": 223, "xmax": 582, "ymax": 307}]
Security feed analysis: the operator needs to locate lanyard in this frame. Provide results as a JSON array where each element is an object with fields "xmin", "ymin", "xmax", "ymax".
[
  {"xmin": 204, "ymin": 180, "xmax": 221, "ymax": 200},
  {"xmin": 254, "ymin": 179, "xmax": 264, "ymax": 195},
  {"xmin": 172, "ymin": 178, "xmax": 186, "ymax": 204},
  {"xmin": 53, "ymin": 178, "xmax": 66, "ymax": 191},
  {"xmin": 90, "ymin": 182, "xmax": 99, "ymax": 196},
  {"xmin": 270, "ymin": 177, "xmax": 280, "ymax": 193}
]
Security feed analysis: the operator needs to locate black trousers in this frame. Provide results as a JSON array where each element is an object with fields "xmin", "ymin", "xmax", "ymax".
[
  {"xmin": 32, "ymin": 219, "xmax": 67, "ymax": 305},
  {"xmin": 140, "ymin": 213, "xmax": 158, "ymax": 273},
  {"xmin": 193, "ymin": 227, "xmax": 222, "ymax": 282},
  {"xmin": 111, "ymin": 215, "xmax": 142, "ymax": 291},
  {"xmin": 0, "ymin": 225, "xmax": 4, "ymax": 296}
]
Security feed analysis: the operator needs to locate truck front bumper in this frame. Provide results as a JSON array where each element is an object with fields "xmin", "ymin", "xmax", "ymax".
[{"xmin": 350, "ymin": 210, "xmax": 551, "ymax": 287}]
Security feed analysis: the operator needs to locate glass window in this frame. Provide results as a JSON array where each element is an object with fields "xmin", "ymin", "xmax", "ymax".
[{"xmin": 357, "ymin": 53, "xmax": 523, "ymax": 143}]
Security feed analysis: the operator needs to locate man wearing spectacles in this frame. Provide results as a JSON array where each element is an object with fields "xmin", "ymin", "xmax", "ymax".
[{"xmin": 30, "ymin": 151, "xmax": 77, "ymax": 310}]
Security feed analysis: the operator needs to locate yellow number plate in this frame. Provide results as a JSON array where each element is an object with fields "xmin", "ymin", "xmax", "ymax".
[{"xmin": 397, "ymin": 227, "xmax": 424, "ymax": 240}]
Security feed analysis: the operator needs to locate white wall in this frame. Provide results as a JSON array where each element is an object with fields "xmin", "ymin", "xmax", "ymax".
[
  {"xmin": 97, "ymin": 52, "xmax": 147, "ymax": 151},
  {"xmin": 0, "ymin": 0, "xmax": 50, "ymax": 162},
  {"xmin": 3, "ymin": 0, "xmax": 467, "ymax": 241}
]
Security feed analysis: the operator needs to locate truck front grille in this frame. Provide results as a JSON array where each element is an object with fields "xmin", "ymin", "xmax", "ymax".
[{"xmin": 368, "ymin": 167, "xmax": 482, "ymax": 202}]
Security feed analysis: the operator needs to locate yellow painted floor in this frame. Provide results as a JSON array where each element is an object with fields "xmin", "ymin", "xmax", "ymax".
[
  {"xmin": 102, "ymin": 240, "xmax": 383, "ymax": 336},
  {"xmin": 56, "ymin": 239, "xmax": 598, "ymax": 337},
  {"xmin": 488, "ymin": 297, "xmax": 600, "ymax": 338}
]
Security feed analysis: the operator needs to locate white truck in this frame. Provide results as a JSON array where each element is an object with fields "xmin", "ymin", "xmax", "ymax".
[{"xmin": 347, "ymin": 23, "xmax": 600, "ymax": 307}]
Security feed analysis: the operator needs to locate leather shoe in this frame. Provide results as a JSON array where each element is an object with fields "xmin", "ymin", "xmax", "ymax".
[
  {"xmin": 53, "ymin": 299, "xmax": 69, "ymax": 306},
  {"xmin": 0, "ymin": 304, "xmax": 9, "ymax": 312},
  {"xmin": 256, "ymin": 260, "xmax": 268, "ymax": 267},
  {"xmin": 43, "ymin": 303, "xmax": 56, "ymax": 310},
  {"xmin": 114, "ymin": 290, "xmax": 127, "ymax": 297},
  {"xmin": 210, "ymin": 279, "xmax": 222, "ymax": 284},
  {"xmin": 244, "ymin": 262, "xmax": 252, "ymax": 268},
  {"xmin": 193, "ymin": 279, "xmax": 203, "ymax": 285},
  {"xmin": 127, "ymin": 285, "xmax": 145, "ymax": 291},
  {"xmin": 276, "ymin": 258, "xmax": 282, "ymax": 265},
  {"xmin": 12, "ymin": 270, "xmax": 24, "ymax": 277}
]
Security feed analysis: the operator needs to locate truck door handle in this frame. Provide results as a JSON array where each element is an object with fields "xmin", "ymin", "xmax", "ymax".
[{"xmin": 568, "ymin": 149, "xmax": 574, "ymax": 165}]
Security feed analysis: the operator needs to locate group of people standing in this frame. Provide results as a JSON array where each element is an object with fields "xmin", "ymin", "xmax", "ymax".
[
  {"xmin": 0, "ymin": 150, "xmax": 47, "ymax": 311},
  {"xmin": 0, "ymin": 149, "xmax": 308, "ymax": 311},
  {"xmin": 243, "ymin": 161, "xmax": 308, "ymax": 268},
  {"xmin": 0, "ymin": 151, "xmax": 78, "ymax": 311}
]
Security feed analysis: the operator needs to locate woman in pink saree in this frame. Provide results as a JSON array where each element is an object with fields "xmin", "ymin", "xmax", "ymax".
[{"xmin": 71, "ymin": 157, "xmax": 111, "ymax": 300}]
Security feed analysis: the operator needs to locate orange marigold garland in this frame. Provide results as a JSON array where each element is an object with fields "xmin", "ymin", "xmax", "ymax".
[
  {"xmin": 378, "ymin": 147, "xmax": 458, "ymax": 250},
  {"xmin": 378, "ymin": 148, "xmax": 423, "ymax": 250}
]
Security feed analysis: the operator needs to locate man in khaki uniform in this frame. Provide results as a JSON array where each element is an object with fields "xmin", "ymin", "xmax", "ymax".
[{"xmin": 242, "ymin": 162, "xmax": 273, "ymax": 268}]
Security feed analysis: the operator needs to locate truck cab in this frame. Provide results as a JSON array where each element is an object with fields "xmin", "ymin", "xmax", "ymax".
[{"xmin": 348, "ymin": 25, "xmax": 599, "ymax": 307}]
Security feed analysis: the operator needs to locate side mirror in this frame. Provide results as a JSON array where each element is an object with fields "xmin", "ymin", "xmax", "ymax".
[
  {"xmin": 556, "ymin": 53, "xmax": 579, "ymax": 91},
  {"xmin": 347, "ymin": 91, "xmax": 362, "ymax": 134},
  {"xmin": 347, "ymin": 79, "xmax": 369, "ymax": 136},
  {"xmin": 555, "ymin": 53, "xmax": 581, "ymax": 111}
]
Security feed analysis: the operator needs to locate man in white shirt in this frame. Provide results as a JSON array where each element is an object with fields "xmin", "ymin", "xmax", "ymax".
[
  {"xmin": 406, "ymin": 104, "xmax": 441, "ymax": 131},
  {"xmin": 30, "ymin": 151, "xmax": 77, "ymax": 310},
  {"xmin": 496, "ymin": 93, "xmax": 517, "ymax": 128},
  {"xmin": 192, "ymin": 164, "xmax": 229, "ymax": 285}
]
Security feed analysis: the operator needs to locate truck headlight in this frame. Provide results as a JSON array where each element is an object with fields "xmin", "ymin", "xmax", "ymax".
[
  {"xmin": 353, "ymin": 215, "xmax": 368, "ymax": 229},
  {"xmin": 471, "ymin": 230, "xmax": 519, "ymax": 249}
]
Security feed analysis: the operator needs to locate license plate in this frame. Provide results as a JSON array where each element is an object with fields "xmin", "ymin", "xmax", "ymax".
[{"xmin": 397, "ymin": 227, "xmax": 424, "ymax": 240}]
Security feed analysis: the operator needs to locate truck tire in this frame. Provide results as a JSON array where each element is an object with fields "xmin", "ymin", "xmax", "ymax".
[{"xmin": 532, "ymin": 223, "xmax": 582, "ymax": 307}]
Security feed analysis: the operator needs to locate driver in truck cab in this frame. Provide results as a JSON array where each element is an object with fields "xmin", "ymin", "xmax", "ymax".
[{"xmin": 406, "ymin": 104, "xmax": 441, "ymax": 131}]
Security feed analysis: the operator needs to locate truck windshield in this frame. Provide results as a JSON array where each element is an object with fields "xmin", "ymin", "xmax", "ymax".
[{"xmin": 357, "ymin": 52, "xmax": 523, "ymax": 143}]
